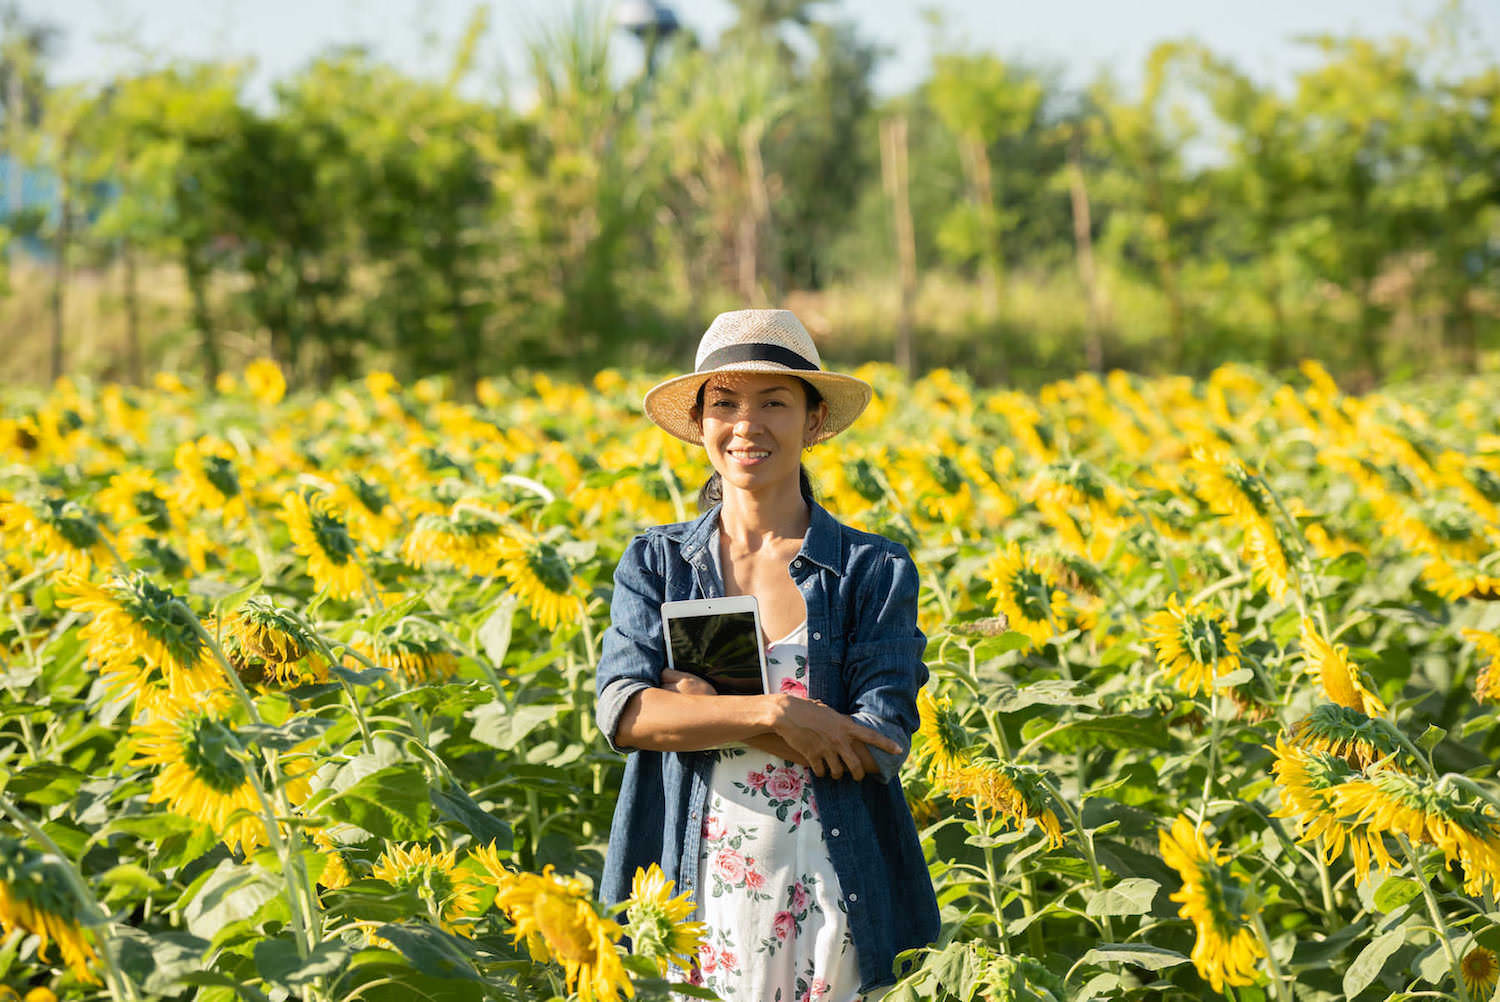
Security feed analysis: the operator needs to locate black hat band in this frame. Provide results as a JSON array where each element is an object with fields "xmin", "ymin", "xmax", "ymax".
[{"xmin": 697, "ymin": 343, "xmax": 819, "ymax": 373}]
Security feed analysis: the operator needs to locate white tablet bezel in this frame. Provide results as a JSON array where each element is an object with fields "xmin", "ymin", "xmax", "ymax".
[{"xmin": 661, "ymin": 595, "xmax": 770, "ymax": 695}]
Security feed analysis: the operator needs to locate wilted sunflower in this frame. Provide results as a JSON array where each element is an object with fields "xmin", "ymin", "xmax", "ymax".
[
  {"xmin": 492, "ymin": 864, "xmax": 632, "ymax": 1002},
  {"xmin": 944, "ymin": 759, "xmax": 1063, "ymax": 847},
  {"xmin": 985, "ymin": 545, "xmax": 1068, "ymax": 649},
  {"xmin": 282, "ymin": 489, "xmax": 364, "ymax": 600},
  {"xmin": 1462, "ymin": 628, "xmax": 1500, "ymax": 704},
  {"xmin": 132, "ymin": 692, "xmax": 312, "ymax": 856},
  {"xmin": 1158, "ymin": 815, "xmax": 1264, "ymax": 993},
  {"xmin": 1330, "ymin": 770, "xmax": 1500, "ymax": 898},
  {"xmin": 1268, "ymin": 737, "xmax": 1396, "ymax": 886},
  {"xmin": 401, "ymin": 505, "xmax": 507, "ymax": 576},
  {"xmin": 1240, "ymin": 517, "xmax": 1296, "ymax": 600},
  {"xmin": 1461, "ymin": 947, "xmax": 1498, "ymax": 1002},
  {"xmin": 1289, "ymin": 703, "xmax": 1410, "ymax": 772},
  {"xmin": 218, "ymin": 598, "xmax": 326, "ymax": 687},
  {"xmin": 57, "ymin": 573, "xmax": 218, "ymax": 705},
  {"xmin": 1144, "ymin": 595, "xmax": 1242, "ymax": 698},
  {"xmin": 0, "ymin": 495, "xmax": 114, "ymax": 575},
  {"xmin": 624, "ymin": 863, "xmax": 706, "ymax": 977},
  {"xmin": 914, "ymin": 688, "xmax": 971, "ymax": 786},
  {"xmin": 0, "ymin": 837, "xmax": 98, "ymax": 982},
  {"xmin": 496, "ymin": 531, "xmax": 585, "ymax": 632},
  {"xmin": 371, "ymin": 844, "xmax": 480, "ymax": 936},
  {"xmin": 1299, "ymin": 617, "xmax": 1385, "ymax": 716},
  {"xmin": 347, "ymin": 619, "xmax": 459, "ymax": 687}
]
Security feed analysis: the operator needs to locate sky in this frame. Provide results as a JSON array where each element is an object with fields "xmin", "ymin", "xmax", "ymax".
[{"xmin": 17, "ymin": 0, "xmax": 1500, "ymax": 104}]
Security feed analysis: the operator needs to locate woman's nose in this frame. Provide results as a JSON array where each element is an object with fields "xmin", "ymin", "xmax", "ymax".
[{"xmin": 734, "ymin": 417, "xmax": 756, "ymax": 435}]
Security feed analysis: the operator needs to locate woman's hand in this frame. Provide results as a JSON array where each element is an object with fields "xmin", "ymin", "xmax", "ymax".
[
  {"xmin": 768, "ymin": 693, "xmax": 902, "ymax": 782},
  {"xmin": 660, "ymin": 668, "xmax": 717, "ymax": 696}
]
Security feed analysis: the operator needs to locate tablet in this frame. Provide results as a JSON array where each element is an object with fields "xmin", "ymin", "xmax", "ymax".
[{"xmin": 661, "ymin": 596, "xmax": 769, "ymax": 696}]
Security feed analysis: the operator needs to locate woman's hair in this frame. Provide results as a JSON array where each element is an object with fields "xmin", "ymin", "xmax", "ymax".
[{"xmin": 694, "ymin": 378, "xmax": 823, "ymax": 513}]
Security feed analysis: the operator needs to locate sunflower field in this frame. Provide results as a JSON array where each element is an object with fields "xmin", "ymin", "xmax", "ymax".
[{"xmin": 1, "ymin": 359, "xmax": 1499, "ymax": 1002}]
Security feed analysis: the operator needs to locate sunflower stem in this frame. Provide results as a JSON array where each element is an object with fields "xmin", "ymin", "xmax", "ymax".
[
  {"xmin": 1198, "ymin": 688, "xmax": 1222, "ymax": 834},
  {"xmin": 1123, "ymin": 494, "xmax": 1181, "ymax": 597},
  {"xmin": 0, "ymin": 793, "xmax": 139, "ymax": 1001},
  {"xmin": 972, "ymin": 798, "xmax": 1010, "ymax": 953},
  {"xmin": 1248, "ymin": 908, "xmax": 1293, "ymax": 1002},
  {"xmin": 1039, "ymin": 775, "xmax": 1115, "ymax": 942},
  {"xmin": 1397, "ymin": 834, "xmax": 1473, "ymax": 1002}
]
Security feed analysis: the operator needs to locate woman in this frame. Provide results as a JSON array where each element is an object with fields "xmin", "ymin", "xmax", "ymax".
[{"xmin": 595, "ymin": 309, "xmax": 939, "ymax": 1001}]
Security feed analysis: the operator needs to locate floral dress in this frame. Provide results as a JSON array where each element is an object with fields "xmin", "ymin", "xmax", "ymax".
[{"xmin": 673, "ymin": 621, "xmax": 889, "ymax": 1002}]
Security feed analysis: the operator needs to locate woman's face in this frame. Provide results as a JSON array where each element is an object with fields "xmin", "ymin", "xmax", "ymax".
[{"xmin": 694, "ymin": 372, "xmax": 828, "ymax": 496}]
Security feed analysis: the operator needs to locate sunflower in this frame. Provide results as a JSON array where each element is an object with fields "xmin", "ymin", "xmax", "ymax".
[
  {"xmin": 1158, "ymin": 815, "xmax": 1264, "ymax": 993},
  {"xmin": 217, "ymin": 600, "xmax": 327, "ymax": 687},
  {"xmin": 400, "ymin": 506, "xmax": 507, "ymax": 576},
  {"xmin": 0, "ymin": 496, "xmax": 114, "ymax": 575},
  {"xmin": 1268, "ymin": 737, "xmax": 1396, "ymax": 886},
  {"xmin": 281, "ymin": 489, "xmax": 364, "ymax": 600},
  {"xmin": 1187, "ymin": 446, "xmax": 1273, "ymax": 529},
  {"xmin": 1330, "ymin": 770, "xmax": 1500, "ymax": 898},
  {"xmin": 347, "ymin": 618, "xmax": 459, "ymax": 687},
  {"xmin": 1289, "ymin": 704, "xmax": 1411, "ymax": 772},
  {"xmin": 173, "ymin": 438, "xmax": 247, "ymax": 523},
  {"xmin": 371, "ymin": 845, "xmax": 481, "ymax": 936},
  {"xmin": 132, "ymin": 692, "xmax": 312, "ymax": 856},
  {"xmin": 244, "ymin": 358, "xmax": 287, "ymax": 406},
  {"xmin": 1462, "ymin": 947, "xmax": 1499, "ymax": 1002},
  {"xmin": 943, "ymin": 759, "xmax": 1064, "ymax": 847},
  {"xmin": 56, "ymin": 573, "xmax": 219, "ymax": 706},
  {"xmin": 311, "ymin": 830, "xmax": 351, "ymax": 891},
  {"xmin": 914, "ymin": 687, "xmax": 971, "ymax": 786},
  {"xmin": 0, "ymin": 837, "xmax": 98, "ymax": 982},
  {"xmin": 496, "ymin": 531, "xmax": 585, "ymax": 632},
  {"xmin": 492, "ymin": 864, "xmax": 633, "ymax": 1002},
  {"xmin": 335, "ymin": 473, "xmax": 402, "ymax": 551},
  {"xmin": 96, "ymin": 468, "xmax": 177, "ymax": 548},
  {"xmin": 1462, "ymin": 629, "xmax": 1500, "ymax": 704},
  {"xmin": 985, "ymin": 544, "xmax": 1068, "ymax": 649},
  {"xmin": 1299, "ymin": 617, "xmax": 1385, "ymax": 716},
  {"xmin": 1144, "ymin": 595, "xmax": 1242, "ymax": 698},
  {"xmin": 624, "ymin": 863, "xmax": 707, "ymax": 977}
]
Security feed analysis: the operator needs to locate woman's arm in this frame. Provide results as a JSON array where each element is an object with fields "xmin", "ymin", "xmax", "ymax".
[{"xmin": 657, "ymin": 669, "xmax": 813, "ymax": 766}]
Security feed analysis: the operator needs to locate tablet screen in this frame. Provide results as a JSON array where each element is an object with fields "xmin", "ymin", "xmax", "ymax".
[{"xmin": 666, "ymin": 611, "xmax": 764, "ymax": 695}]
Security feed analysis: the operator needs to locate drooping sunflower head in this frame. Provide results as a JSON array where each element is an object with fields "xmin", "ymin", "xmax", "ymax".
[
  {"xmin": 0, "ymin": 495, "xmax": 112, "ymax": 574},
  {"xmin": 1299, "ymin": 617, "xmax": 1386, "ymax": 716},
  {"xmin": 625, "ymin": 863, "xmax": 707, "ymax": 976},
  {"xmin": 1144, "ymin": 595, "xmax": 1242, "ymax": 698},
  {"xmin": 494, "ymin": 865, "xmax": 631, "ymax": 1002},
  {"xmin": 914, "ymin": 687, "xmax": 972, "ymax": 785},
  {"xmin": 220, "ymin": 598, "xmax": 325, "ymax": 687},
  {"xmin": 1030, "ymin": 459, "xmax": 1110, "ymax": 511},
  {"xmin": 1158, "ymin": 815, "xmax": 1263, "ymax": 993},
  {"xmin": 1462, "ymin": 628, "xmax": 1500, "ymax": 705},
  {"xmin": 401, "ymin": 505, "xmax": 506, "ymax": 576},
  {"xmin": 57, "ymin": 572, "xmax": 217, "ymax": 704},
  {"xmin": 497, "ymin": 532, "xmax": 584, "ymax": 633},
  {"xmin": 1289, "ymin": 703, "xmax": 1411, "ymax": 772},
  {"xmin": 945, "ymin": 759, "xmax": 1063, "ymax": 847},
  {"xmin": 372, "ymin": 844, "xmax": 481, "ymax": 935},
  {"xmin": 985, "ymin": 544, "xmax": 1068, "ymax": 648},
  {"xmin": 1187, "ymin": 445, "xmax": 1272, "ymax": 527},
  {"xmin": 281, "ymin": 489, "xmax": 364, "ymax": 600},
  {"xmin": 0, "ymin": 836, "xmax": 98, "ymax": 982},
  {"xmin": 349, "ymin": 618, "xmax": 459, "ymax": 687}
]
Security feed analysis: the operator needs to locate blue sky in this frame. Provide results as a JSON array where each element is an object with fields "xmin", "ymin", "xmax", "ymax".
[{"xmin": 24, "ymin": 0, "xmax": 1500, "ymax": 103}]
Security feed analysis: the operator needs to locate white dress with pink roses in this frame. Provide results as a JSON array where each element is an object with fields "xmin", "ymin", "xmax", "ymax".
[{"xmin": 677, "ymin": 621, "xmax": 888, "ymax": 1002}]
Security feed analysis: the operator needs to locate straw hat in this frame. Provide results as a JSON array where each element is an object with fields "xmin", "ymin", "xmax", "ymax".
[{"xmin": 643, "ymin": 309, "xmax": 873, "ymax": 446}]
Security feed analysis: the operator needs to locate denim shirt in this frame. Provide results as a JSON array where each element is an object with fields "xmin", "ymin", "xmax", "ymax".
[{"xmin": 593, "ymin": 499, "xmax": 940, "ymax": 993}]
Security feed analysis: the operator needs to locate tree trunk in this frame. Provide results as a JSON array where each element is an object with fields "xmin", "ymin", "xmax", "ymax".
[
  {"xmin": 184, "ymin": 248, "xmax": 220, "ymax": 389},
  {"xmin": 49, "ymin": 178, "xmax": 68, "ymax": 383},
  {"xmin": 880, "ymin": 115, "xmax": 917, "ymax": 378},
  {"xmin": 741, "ymin": 120, "xmax": 773, "ymax": 303},
  {"xmin": 1067, "ymin": 129, "xmax": 1104, "ymax": 373},
  {"xmin": 122, "ymin": 243, "xmax": 142, "ymax": 384}
]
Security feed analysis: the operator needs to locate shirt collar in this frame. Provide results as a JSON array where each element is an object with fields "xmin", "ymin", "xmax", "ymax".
[{"xmin": 677, "ymin": 498, "xmax": 842, "ymax": 577}]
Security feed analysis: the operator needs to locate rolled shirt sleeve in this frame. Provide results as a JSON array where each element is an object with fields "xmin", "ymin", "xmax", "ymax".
[
  {"xmin": 845, "ymin": 545, "xmax": 929, "ymax": 784},
  {"xmin": 595, "ymin": 533, "xmax": 668, "ymax": 754}
]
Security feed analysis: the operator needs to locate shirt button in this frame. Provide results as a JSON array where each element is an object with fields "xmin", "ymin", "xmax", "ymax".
[
  {"xmin": 830, "ymin": 828, "xmax": 840, "ymax": 837},
  {"xmin": 848, "ymin": 893, "xmax": 858, "ymax": 903},
  {"xmin": 793, "ymin": 559, "xmax": 803, "ymax": 568},
  {"xmin": 812, "ymin": 631, "xmax": 822, "ymax": 641}
]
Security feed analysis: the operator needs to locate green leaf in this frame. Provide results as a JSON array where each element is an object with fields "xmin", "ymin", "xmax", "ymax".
[
  {"xmin": 320, "ymin": 763, "xmax": 432, "ymax": 841},
  {"xmin": 373, "ymin": 923, "xmax": 482, "ymax": 981},
  {"xmin": 466, "ymin": 701, "xmax": 558, "ymax": 751},
  {"xmin": 239, "ymin": 715, "xmax": 333, "ymax": 751},
  {"xmin": 1416, "ymin": 725, "xmax": 1446, "ymax": 753},
  {"xmin": 1372, "ymin": 876, "xmax": 1422, "ymax": 914},
  {"xmin": 972, "ymin": 631, "xmax": 1035, "ymax": 658},
  {"xmin": 1079, "ymin": 944, "xmax": 1189, "ymax": 971},
  {"xmin": 1024, "ymin": 714, "xmax": 1171, "ymax": 752},
  {"xmin": 477, "ymin": 593, "xmax": 518, "ymax": 667},
  {"xmin": 255, "ymin": 936, "xmax": 352, "ymax": 988},
  {"xmin": 430, "ymin": 786, "xmax": 511, "ymax": 849},
  {"xmin": 181, "ymin": 860, "xmax": 281, "ymax": 941},
  {"xmin": 1085, "ymin": 877, "xmax": 1159, "ymax": 917},
  {"xmin": 1214, "ymin": 667, "xmax": 1254, "ymax": 688},
  {"xmin": 1342, "ymin": 929, "xmax": 1405, "ymax": 998},
  {"xmin": 990, "ymin": 679, "xmax": 1099, "ymax": 713},
  {"xmin": 114, "ymin": 929, "xmax": 210, "ymax": 996}
]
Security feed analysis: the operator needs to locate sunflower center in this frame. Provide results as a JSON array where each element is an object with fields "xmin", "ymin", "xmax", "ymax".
[
  {"xmin": 203, "ymin": 456, "xmax": 241, "ymax": 499},
  {"xmin": 526, "ymin": 544, "xmax": 573, "ymax": 595},
  {"xmin": 534, "ymin": 893, "xmax": 595, "ymax": 965},
  {"xmin": 180, "ymin": 715, "xmax": 249, "ymax": 794}
]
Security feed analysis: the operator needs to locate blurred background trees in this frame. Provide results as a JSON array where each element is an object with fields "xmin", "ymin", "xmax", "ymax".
[{"xmin": 0, "ymin": 0, "xmax": 1496, "ymax": 389}]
